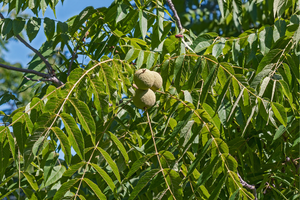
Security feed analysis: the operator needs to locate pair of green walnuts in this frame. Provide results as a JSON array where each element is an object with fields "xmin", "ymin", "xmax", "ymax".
[{"xmin": 133, "ymin": 69, "xmax": 162, "ymax": 109}]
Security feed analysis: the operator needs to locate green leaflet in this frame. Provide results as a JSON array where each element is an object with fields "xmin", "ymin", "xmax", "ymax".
[
  {"xmin": 70, "ymin": 6, "xmax": 96, "ymax": 35},
  {"xmin": 256, "ymin": 49, "xmax": 282, "ymax": 74},
  {"xmin": 185, "ymin": 138, "xmax": 212, "ymax": 180},
  {"xmin": 156, "ymin": 0, "xmax": 164, "ymax": 40},
  {"xmin": 83, "ymin": 178, "xmax": 107, "ymax": 200},
  {"xmin": 126, "ymin": 153, "xmax": 156, "ymax": 178},
  {"xmin": 200, "ymin": 60, "xmax": 218, "ymax": 103},
  {"xmin": 87, "ymin": 73, "xmax": 110, "ymax": 121},
  {"xmin": 2, "ymin": 19, "xmax": 13, "ymax": 35},
  {"xmin": 68, "ymin": 98, "xmax": 96, "ymax": 143},
  {"xmin": 136, "ymin": 50, "xmax": 144, "ymax": 69},
  {"xmin": 97, "ymin": 147, "xmax": 121, "ymax": 182},
  {"xmin": 60, "ymin": 113, "xmax": 85, "ymax": 160},
  {"xmin": 196, "ymin": 155, "xmax": 220, "ymax": 187},
  {"xmin": 6, "ymin": 127, "xmax": 16, "ymax": 160},
  {"xmin": 108, "ymin": 131, "xmax": 129, "ymax": 163},
  {"xmin": 116, "ymin": 3, "xmax": 129, "ymax": 23},
  {"xmin": 12, "ymin": 112, "xmax": 32, "ymax": 154},
  {"xmin": 0, "ymin": 129, "xmax": 10, "ymax": 180},
  {"xmin": 128, "ymin": 169, "xmax": 161, "ymax": 200},
  {"xmin": 90, "ymin": 163, "xmax": 116, "ymax": 194},
  {"xmin": 51, "ymin": 127, "xmax": 71, "ymax": 165},
  {"xmin": 163, "ymin": 169, "xmax": 183, "ymax": 200},
  {"xmin": 162, "ymin": 111, "xmax": 194, "ymax": 147},
  {"xmin": 191, "ymin": 36, "xmax": 212, "ymax": 53},
  {"xmin": 53, "ymin": 179, "xmax": 80, "ymax": 200},
  {"xmin": 207, "ymin": 174, "xmax": 228, "ymax": 200},
  {"xmin": 43, "ymin": 17, "xmax": 55, "ymax": 41},
  {"xmin": 211, "ymin": 138, "xmax": 229, "ymax": 162},
  {"xmin": 63, "ymin": 162, "xmax": 86, "ymax": 177},
  {"xmin": 23, "ymin": 128, "xmax": 45, "ymax": 170},
  {"xmin": 44, "ymin": 97, "xmax": 64, "ymax": 113},
  {"xmin": 13, "ymin": 18, "xmax": 25, "ymax": 35},
  {"xmin": 139, "ymin": 10, "xmax": 148, "ymax": 39},
  {"xmin": 271, "ymin": 102, "xmax": 287, "ymax": 127},
  {"xmin": 229, "ymin": 189, "xmax": 240, "ymax": 200},
  {"xmin": 41, "ymin": 165, "xmax": 66, "ymax": 188},
  {"xmin": 174, "ymin": 54, "xmax": 185, "ymax": 91},
  {"xmin": 22, "ymin": 172, "xmax": 39, "ymax": 191}
]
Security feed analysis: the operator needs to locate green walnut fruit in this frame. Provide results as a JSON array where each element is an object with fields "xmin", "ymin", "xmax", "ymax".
[
  {"xmin": 133, "ymin": 89, "xmax": 156, "ymax": 109},
  {"xmin": 134, "ymin": 69, "xmax": 154, "ymax": 90},
  {"xmin": 150, "ymin": 71, "xmax": 162, "ymax": 91}
]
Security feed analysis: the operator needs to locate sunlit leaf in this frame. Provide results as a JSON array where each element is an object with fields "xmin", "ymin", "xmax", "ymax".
[
  {"xmin": 68, "ymin": 98, "xmax": 96, "ymax": 143},
  {"xmin": 108, "ymin": 131, "xmax": 129, "ymax": 163},
  {"xmin": 97, "ymin": 147, "xmax": 121, "ymax": 182},
  {"xmin": 90, "ymin": 163, "xmax": 116, "ymax": 194},
  {"xmin": 83, "ymin": 178, "xmax": 107, "ymax": 200},
  {"xmin": 53, "ymin": 179, "xmax": 80, "ymax": 200},
  {"xmin": 139, "ymin": 10, "xmax": 148, "ymax": 39},
  {"xmin": 51, "ymin": 127, "xmax": 71, "ymax": 164},
  {"xmin": 22, "ymin": 172, "xmax": 39, "ymax": 191},
  {"xmin": 60, "ymin": 113, "xmax": 84, "ymax": 160},
  {"xmin": 271, "ymin": 102, "xmax": 287, "ymax": 127}
]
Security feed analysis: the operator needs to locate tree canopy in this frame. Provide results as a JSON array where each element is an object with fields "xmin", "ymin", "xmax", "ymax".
[{"xmin": 0, "ymin": 0, "xmax": 299, "ymax": 199}]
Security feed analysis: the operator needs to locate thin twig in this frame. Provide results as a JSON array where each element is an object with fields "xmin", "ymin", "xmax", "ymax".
[
  {"xmin": 68, "ymin": 48, "xmax": 78, "ymax": 75},
  {"xmin": 166, "ymin": 0, "xmax": 183, "ymax": 32},
  {"xmin": 165, "ymin": 1, "xmax": 196, "ymax": 53},
  {"xmin": 68, "ymin": 25, "xmax": 90, "ymax": 75},
  {"xmin": 0, "ymin": 63, "xmax": 49, "ymax": 77},
  {"xmin": 0, "ymin": 63, "xmax": 63, "ymax": 86},
  {"xmin": 24, "ymin": 76, "xmax": 47, "ymax": 82},
  {"xmin": 237, "ymin": 172, "xmax": 257, "ymax": 200},
  {"xmin": 15, "ymin": 35, "xmax": 54, "ymax": 73}
]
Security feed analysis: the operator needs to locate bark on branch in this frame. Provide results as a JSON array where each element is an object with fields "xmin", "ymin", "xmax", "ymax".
[
  {"xmin": 0, "ymin": 63, "xmax": 48, "ymax": 77},
  {"xmin": 0, "ymin": 63, "xmax": 63, "ymax": 86},
  {"xmin": 237, "ymin": 172, "xmax": 257, "ymax": 200},
  {"xmin": 166, "ymin": 0, "xmax": 183, "ymax": 32}
]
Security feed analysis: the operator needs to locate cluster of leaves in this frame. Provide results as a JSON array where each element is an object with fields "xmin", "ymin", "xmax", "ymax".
[
  {"xmin": 0, "ymin": 0, "xmax": 299, "ymax": 199},
  {"xmin": 172, "ymin": 0, "xmax": 299, "ymax": 36}
]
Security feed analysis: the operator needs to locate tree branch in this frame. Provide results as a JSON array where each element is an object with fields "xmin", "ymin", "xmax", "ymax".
[
  {"xmin": 68, "ymin": 47, "xmax": 78, "ymax": 75},
  {"xmin": 0, "ymin": 13, "xmax": 54, "ymax": 74},
  {"xmin": 237, "ymin": 172, "xmax": 257, "ymax": 200},
  {"xmin": 0, "ymin": 12, "xmax": 63, "ymax": 86},
  {"xmin": 166, "ymin": 0, "xmax": 183, "ymax": 32},
  {"xmin": 0, "ymin": 63, "xmax": 63, "ymax": 86},
  {"xmin": 24, "ymin": 76, "xmax": 47, "ymax": 82},
  {"xmin": 16, "ymin": 35, "xmax": 54, "ymax": 74},
  {"xmin": 0, "ymin": 63, "xmax": 49, "ymax": 77}
]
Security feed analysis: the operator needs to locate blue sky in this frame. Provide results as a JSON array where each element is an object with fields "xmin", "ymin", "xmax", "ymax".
[{"xmin": 2, "ymin": 0, "xmax": 114, "ymax": 66}]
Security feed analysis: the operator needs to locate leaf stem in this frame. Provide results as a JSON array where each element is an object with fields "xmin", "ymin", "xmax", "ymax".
[
  {"xmin": 237, "ymin": 172, "xmax": 257, "ymax": 200},
  {"xmin": 165, "ymin": 0, "xmax": 183, "ymax": 32},
  {"xmin": 145, "ymin": 109, "xmax": 176, "ymax": 199}
]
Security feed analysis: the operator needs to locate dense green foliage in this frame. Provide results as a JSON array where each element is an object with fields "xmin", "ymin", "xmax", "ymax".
[{"xmin": 0, "ymin": 0, "xmax": 299, "ymax": 199}]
